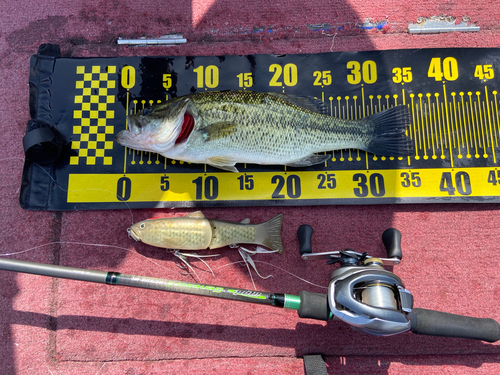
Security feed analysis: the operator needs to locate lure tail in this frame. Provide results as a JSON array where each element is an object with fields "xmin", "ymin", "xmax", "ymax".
[
  {"xmin": 202, "ymin": 214, "xmax": 284, "ymax": 252},
  {"xmin": 255, "ymin": 214, "xmax": 284, "ymax": 253},
  {"xmin": 362, "ymin": 105, "xmax": 413, "ymax": 157}
]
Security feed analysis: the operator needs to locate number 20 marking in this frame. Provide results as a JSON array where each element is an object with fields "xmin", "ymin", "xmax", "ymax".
[{"xmin": 269, "ymin": 64, "xmax": 298, "ymax": 86}]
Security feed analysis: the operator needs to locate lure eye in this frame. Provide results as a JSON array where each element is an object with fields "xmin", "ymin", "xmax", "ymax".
[{"xmin": 140, "ymin": 223, "xmax": 146, "ymax": 229}]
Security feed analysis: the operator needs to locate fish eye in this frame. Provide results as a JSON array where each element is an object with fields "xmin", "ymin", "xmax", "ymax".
[
  {"xmin": 143, "ymin": 108, "xmax": 152, "ymax": 116},
  {"xmin": 140, "ymin": 223, "xmax": 146, "ymax": 229}
]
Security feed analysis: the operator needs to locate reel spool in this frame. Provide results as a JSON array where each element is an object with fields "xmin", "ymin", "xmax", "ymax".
[{"xmin": 298, "ymin": 226, "xmax": 414, "ymax": 336}]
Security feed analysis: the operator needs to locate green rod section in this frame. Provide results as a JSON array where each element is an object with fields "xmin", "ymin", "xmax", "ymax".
[{"xmin": 0, "ymin": 258, "xmax": 300, "ymax": 310}]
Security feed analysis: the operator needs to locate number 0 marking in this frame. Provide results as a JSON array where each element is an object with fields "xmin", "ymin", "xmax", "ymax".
[
  {"xmin": 116, "ymin": 177, "xmax": 132, "ymax": 201},
  {"xmin": 121, "ymin": 66, "xmax": 135, "ymax": 89}
]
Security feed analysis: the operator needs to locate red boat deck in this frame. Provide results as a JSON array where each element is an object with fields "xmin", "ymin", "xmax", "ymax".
[{"xmin": 2, "ymin": 1, "xmax": 500, "ymax": 374}]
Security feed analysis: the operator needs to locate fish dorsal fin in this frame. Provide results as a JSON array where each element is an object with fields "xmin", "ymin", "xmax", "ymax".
[
  {"xmin": 207, "ymin": 156, "xmax": 239, "ymax": 172},
  {"xmin": 185, "ymin": 211, "xmax": 206, "ymax": 218},
  {"xmin": 265, "ymin": 92, "xmax": 327, "ymax": 115},
  {"xmin": 240, "ymin": 218, "xmax": 251, "ymax": 224},
  {"xmin": 200, "ymin": 121, "xmax": 238, "ymax": 141}
]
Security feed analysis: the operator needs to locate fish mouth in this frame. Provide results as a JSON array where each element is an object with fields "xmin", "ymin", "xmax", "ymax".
[
  {"xmin": 126, "ymin": 115, "xmax": 146, "ymax": 134},
  {"xmin": 115, "ymin": 116, "xmax": 160, "ymax": 152},
  {"xmin": 116, "ymin": 129, "xmax": 135, "ymax": 148},
  {"xmin": 116, "ymin": 116, "xmax": 142, "ymax": 144},
  {"xmin": 115, "ymin": 130, "xmax": 131, "ymax": 146},
  {"xmin": 127, "ymin": 227, "xmax": 140, "ymax": 241},
  {"xmin": 116, "ymin": 99, "xmax": 191, "ymax": 153}
]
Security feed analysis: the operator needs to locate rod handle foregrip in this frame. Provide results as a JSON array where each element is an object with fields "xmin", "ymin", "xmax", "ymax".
[
  {"xmin": 409, "ymin": 308, "xmax": 500, "ymax": 342},
  {"xmin": 297, "ymin": 291, "xmax": 330, "ymax": 321}
]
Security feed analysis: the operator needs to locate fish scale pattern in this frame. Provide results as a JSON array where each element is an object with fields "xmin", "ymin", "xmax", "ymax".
[
  {"xmin": 186, "ymin": 91, "xmax": 371, "ymax": 163},
  {"xmin": 162, "ymin": 228, "xmax": 207, "ymax": 247},
  {"xmin": 211, "ymin": 223, "xmax": 256, "ymax": 248},
  {"xmin": 147, "ymin": 219, "xmax": 212, "ymax": 248}
]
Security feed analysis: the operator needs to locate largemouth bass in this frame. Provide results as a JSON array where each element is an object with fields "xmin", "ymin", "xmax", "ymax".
[
  {"xmin": 127, "ymin": 211, "xmax": 283, "ymax": 253},
  {"xmin": 116, "ymin": 91, "xmax": 412, "ymax": 172}
]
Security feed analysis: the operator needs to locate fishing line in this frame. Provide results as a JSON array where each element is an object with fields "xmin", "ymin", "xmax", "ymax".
[
  {"xmin": 31, "ymin": 162, "xmax": 136, "ymax": 226},
  {"xmin": 0, "ymin": 239, "xmax": 219, "ymax": 283},
  {"xmin": 214, "ymin": 259, "xmax": 329, "ymax": 290},
  {"xmin": 0, "ymin": 239, "xmax": 327, "ymax": 288},
  {"xmin": 0, "ymin": 241, "xmax": 176, "ymax": 275},
  {"xmin": 1, "ymin": 157, "xmax": 136, "ymax": 226}
]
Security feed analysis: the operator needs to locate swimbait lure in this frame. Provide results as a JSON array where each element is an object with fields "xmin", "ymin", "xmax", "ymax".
[{"xmin": 127, "ymin": 211, "xmax": 284, "ymax": 253}]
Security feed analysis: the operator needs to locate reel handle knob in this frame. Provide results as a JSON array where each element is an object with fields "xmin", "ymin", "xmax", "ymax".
[
  {"xmin": 382, "ymin": 228, "xmax": 403, "ymax": 260},
  {"xmin": 297, "ymin": 224, "xmax": 313, "ymax": 255}
]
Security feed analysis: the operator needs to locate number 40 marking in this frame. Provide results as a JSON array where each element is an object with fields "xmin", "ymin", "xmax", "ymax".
[
  {"xmin": 439, "ymin": 172, "xmax": 471, "ymax": 195},
  {"xmin": 428, "ymin": 57, "xmax": 459, "ymax": 81}
]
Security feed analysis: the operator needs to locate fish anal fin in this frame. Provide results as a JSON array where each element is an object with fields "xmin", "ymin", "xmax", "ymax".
[
  {"xmin": 208, "ymin": 156, "xmax": 239, "ymax": 172},
  {"xmin": 200, "ymin": 122, "xmax": 238, "ymax": 141},
  {"xmin": 185, "ymin": 211, "xmax": 206, "ymax": 218},
  {"xmin": 286, "ymin": 154, "xmax": 330, "ymax": 167}
]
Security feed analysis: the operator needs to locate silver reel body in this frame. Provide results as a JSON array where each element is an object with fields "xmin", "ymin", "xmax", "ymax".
[
  {"xmin": 328, "ymin": 257, "xmax": 413, "ymax": 336},
  {"xmin": 298, "ymin": 226, "xmax": 414, "ymax": 336}
]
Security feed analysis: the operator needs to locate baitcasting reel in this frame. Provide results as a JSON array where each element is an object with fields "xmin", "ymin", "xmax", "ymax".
[{"xmin": 298, "ymin": 225, "xmax": 413, "ymax": 336}]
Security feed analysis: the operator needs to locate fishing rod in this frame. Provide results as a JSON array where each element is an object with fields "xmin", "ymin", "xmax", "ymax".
[{"xmin": 0, "ymin": 227, "xmax": 499, "ymax": 342}]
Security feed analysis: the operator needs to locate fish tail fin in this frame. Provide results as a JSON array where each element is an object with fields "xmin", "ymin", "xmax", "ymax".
[
  {"xmin": 258, "ymin": 214, "xmax": 284, "ymax": 253},
  {"xmin": 362, "ymin": 105, "xmax": 413, "ymax": 157}
]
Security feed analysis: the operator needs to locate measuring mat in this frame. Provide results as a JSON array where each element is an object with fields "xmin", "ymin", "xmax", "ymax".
[{"xmin": 20, "ymin": 45, "xmax": 500, "ymax": 210}]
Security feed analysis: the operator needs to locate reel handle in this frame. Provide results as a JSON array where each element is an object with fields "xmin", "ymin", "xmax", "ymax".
[
  {"xmin": 382, "ymin": 228, "xmax": 403, "ymax": 260},
  {"xmin": 409, "ymin": 308, "xmax": 500, "ymax": 342},
  {"xmin": 297, "ymin": 224, "xmax": 314, "ymax": 255}
]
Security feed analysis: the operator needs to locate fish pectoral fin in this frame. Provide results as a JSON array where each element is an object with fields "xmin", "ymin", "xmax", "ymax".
[
  {"xmin": 185, "ymin": 211, "xmax": 206, "ymax": 218},
  {"xmin": 200, "ymin": 122, "xmax": 238, "ymax": 141},
  {"xmin": 286, "ymin": 154, "xmax": 330, "ymax": 167},
  {"xmin": 207, "ymin": 156, "xmax": 239, "ymax": 173}
]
